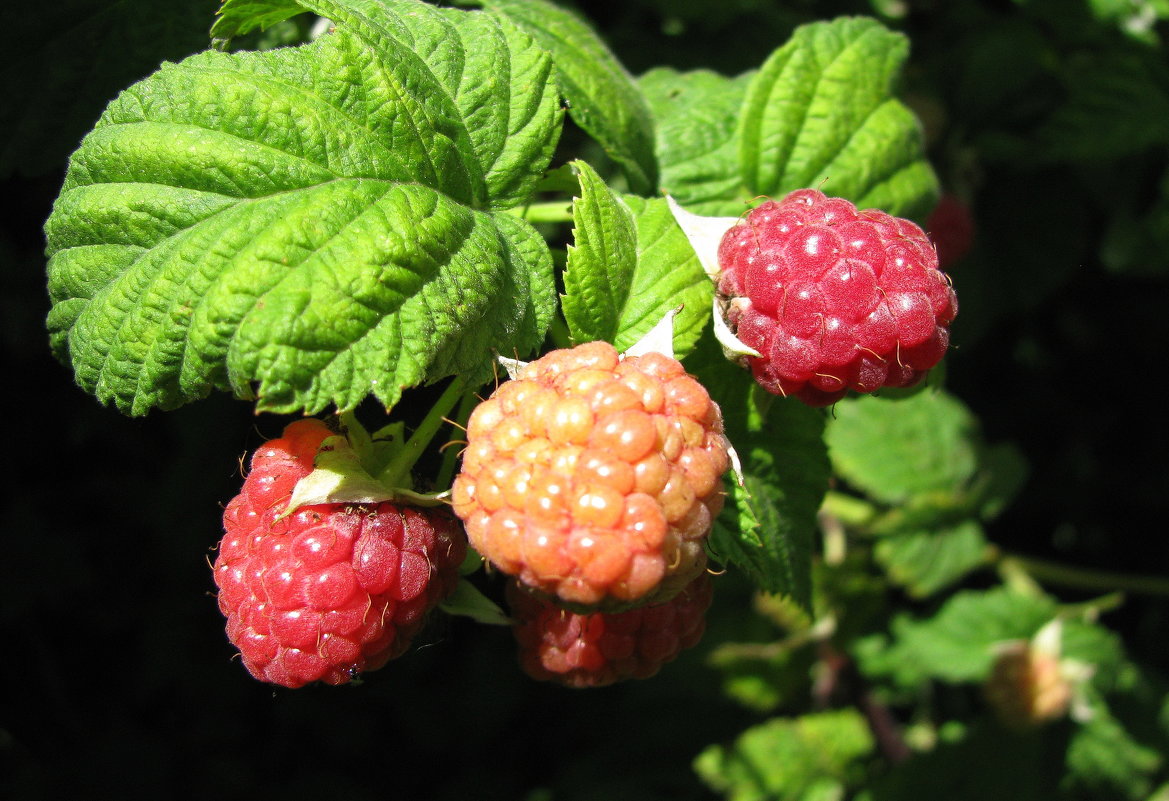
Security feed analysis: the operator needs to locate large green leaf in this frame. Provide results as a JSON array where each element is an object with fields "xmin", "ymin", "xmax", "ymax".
[
  {"xmin": 875, "ymin": 521, "xmax": 990, "ymax": 598},
  {"xmin": 738, "ymin": 16, "xmax": 937, "ymax": 218},
  {"xmin": 856, "ymin": 587, "xmax": 1058, "ymax": 688},
  {"xmin": 475, "ymin": 0, "xmax": 658, "ymax": 194},
  {"xmin": 639, "ymin": 67, "xmax": 754, "ymax": 216},
  {"xmin": 695, "ymin": 338, "xmax": 828, "ymax": 608},
  {"xmin": 825, "ymin": 390, "xmax": 980, "ymax": 505},
  {"xmin": 46, "ymin": 0, "xmax": 562, "ymax": 415}
]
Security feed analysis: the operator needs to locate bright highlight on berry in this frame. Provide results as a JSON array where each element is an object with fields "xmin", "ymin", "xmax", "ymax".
[
  {"xmin": 212, "ymin": 419, "xmax": 467, "ymax": 688},
  {"xmin": 715, "ymin": 189, "xmax": 958, "ymax": 406},
  {"xmin": 452, "ymin": 341, "xmax": 730, "ymax": 612}
]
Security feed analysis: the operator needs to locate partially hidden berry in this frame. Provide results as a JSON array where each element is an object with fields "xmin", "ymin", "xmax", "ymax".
[
  {"xmin": 983, "ymin": 640, "xmax": 1074, "ymax": 730},
  {"xmin": 213, "ymin": 419, "xmax": 466, "ymax": 688},
  {"xmin": 451, "ymin": 341, "xmax": 730, "ymax": 612},
  {"xmin": 508, "ymin": 573, "xmax": 713, "ymax": 688},
  {"xmin": 926, "ymin": 192, "xmax": 975, "ymax": 269},
  {"xmin": 717, "ymin": 188, "xmax": 958, "ymax": 406}
]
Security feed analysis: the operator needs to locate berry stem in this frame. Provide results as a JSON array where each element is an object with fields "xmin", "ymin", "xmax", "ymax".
[
  {"xmin": 435, "ymin": 389, "xmax": 480, "ymax": 490},
  {"xmin": 820, "ymin": 491, "xmax": 880, "ymax": 528},
  {"xmin": 377, "ymin": 377, "xmax": 467, "ymax": 490},
  {"xmin": 510, "ymin": 200, "xmax": 574, "ymax": 224},
  {"xmin": 549, "ymin": 313, "xmax": 573, "ymax": 349},
  {"xmin": 993, "ymin": 548, "xmax": 1169, "ymax": 598}
]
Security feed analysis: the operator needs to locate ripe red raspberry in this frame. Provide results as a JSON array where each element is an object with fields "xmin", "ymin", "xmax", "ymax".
[
  {"xmin": 213, "ymin": 419, "xmax": 467, "ymax": 688},
  {"xmin": 508, "ymin": 573, "xmax": 713, "ymax": 687},
  {"xmin": 717, "ymin": 188, "xmax": 958, "ymax": 406},
  {"xmin": 451, "ymin": 341, "xmax": 730, "ymax": 612}
]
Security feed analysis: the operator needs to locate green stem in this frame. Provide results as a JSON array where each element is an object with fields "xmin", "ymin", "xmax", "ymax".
[
  {"xmin": 549, "ymin": 313, "xmax": 574, "ymax": 349},
  {"xmin": 507, "ymin": 200, "xmax": 574, "ymax": 224},
  {"xmin": 995, "ymin": 549, "xmax": 1169, "ymax": 597},
  {"xmin": 820, "ymin": 490, "xmax": 879, "ymax": 528},
  {"xmin": 377, "ymin": 377, "xmax": 466, "ymax": 489},
  {"xmin": 435, "ymin": 389, "xmax": 480, "ymax": 491}
]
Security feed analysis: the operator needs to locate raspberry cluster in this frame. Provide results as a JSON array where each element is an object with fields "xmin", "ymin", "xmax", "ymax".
[
  {"xmin": 451, "ymin": 341, "xmax": 730, "ymax": 611},
  {"xmin": 212, "ymin": 419, "xmax": 466, "ymax": 688},
  {"xmin": 717, "ymin": 188, "xmax": 958, "ymax": 406},
  {"xmin": 509, "ymin": 573, "xmax": 713, "ymax": 688}
]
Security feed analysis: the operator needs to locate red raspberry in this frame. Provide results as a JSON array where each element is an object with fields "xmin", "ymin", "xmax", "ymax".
[
  {"xmin": 717, "ymin": 188, "xmax": 958, "ymax": 406},
  {"xmin": 508, "ymin": 573, "xmax": 713, "ymax": 687},
  {"xmin": 213, "ymin": 420, "xmax": 467, "ymax": 688},
  {"xmin": 451, "ymin": 341, "xmax": 730, "ymax": 612},
  {"xmin": 926, "ymin": 192, "xmax": 975, "ymax": 269}
]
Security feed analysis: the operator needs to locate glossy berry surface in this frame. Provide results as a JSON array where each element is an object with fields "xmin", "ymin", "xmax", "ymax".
[
  {"xmin": 717, "ymin": 188, "xmax": 958, "ymax": 406},
  {"xmin": 213, "ymin": 420, "xmax": 466, "ymax": 688},
  {"xmin": 508, "ymin": 573, "xmax": 713, "ymax": 687},
  {"xmin": 451, "ymin": 341, "xmax": 730, "ymax": 611}
]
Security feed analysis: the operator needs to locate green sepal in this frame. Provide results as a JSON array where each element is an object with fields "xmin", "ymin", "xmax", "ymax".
[{"xmin": 439, "ymin": 578, "xmax": 514, "ymax": 625}]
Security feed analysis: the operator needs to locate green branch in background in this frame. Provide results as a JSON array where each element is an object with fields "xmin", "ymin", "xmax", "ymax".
[
  {"xmin": 512, "ymin": 200, "xmax": 575, "ymax": 224},
  {"xmin": 435, "ymin": 389, "xmax": 481, "ymax": 491},
  {"xmin": 995, "ymin": 549, "xmax": 1169, "ymax": 598}
]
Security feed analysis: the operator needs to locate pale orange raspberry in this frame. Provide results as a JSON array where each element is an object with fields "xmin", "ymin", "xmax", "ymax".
[{"xmin": 452, "ymin": 342, "xmax": 730, "ymax": 611}]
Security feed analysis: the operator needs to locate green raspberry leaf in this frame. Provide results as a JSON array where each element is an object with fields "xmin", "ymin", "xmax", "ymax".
[
  {"xmin": 874, "ymin": 521, "xmax": 991, "ymax": 598},
  {"xmin": 474, "ymin": 0, "xmax": 658, "ymax": 194},
  {"xmin": 640, "ymin": 67, "xmax": 754, "ymax": 217},
  {"xmin": 613, "ymin": 195, "xmax": 712, "ymax": 359},
  {"xmin": 211, "ymin": 0, "xmax": 309, "ymax": 39},
  {"xmin": 1066, "ymin": 704, "xmax": 1163, "ymax": 800},
  {"xmin": 694, "ymin": 710, "xmax": 874, "ymax": 801},
  {"xmin": 825, "ymin": 391, "xmax": 980, "ymax": 505},
  {"xmin": 738, "ymin": 16, "xmax": 937, "ymax": 219},
  {"xmin": 1036, "ymin": 45, "xmax": 1169, "ymax": 162},
  {"xmin": 857, "ymin": 587, "xmax": 1058, "ymax": 688},
  {"xmin": 562, "ymin": 160, "xmax": 638, "ymax": 346},
  {"xmin": 562, "ymin": 161, "xmax": 712, "ymax": 359},
  {"xmin": 46, "ymin": 0, "xmax": 562, "ymax": 416},
  {"xmin": 695, "ymin": 338, "xmax": 827, "ymax": 609}
]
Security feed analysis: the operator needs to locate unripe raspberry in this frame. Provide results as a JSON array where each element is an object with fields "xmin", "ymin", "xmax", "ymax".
[
  {"xmin": 452, "ymin": 342, "xmax": 730, "ymax": 612},
  {"xmin": 508, "ymin": 573, "xmax": 713, "ymax": 687},
  {"xmin": 213, "ymin": 420, "xmax": 466, "ymax": 688},
  {"xmin": 983, "ymin": 640, "xmax": 1074, "ymax": 730},
  {"xmin": 717, "ymin": 188, "xmax": 957, "ymax": 406}
]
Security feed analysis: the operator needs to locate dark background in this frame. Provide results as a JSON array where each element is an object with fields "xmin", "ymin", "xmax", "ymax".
[{"xmin": 3, "ymin": 1, "xmax": 1168, "ymax": 798}]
